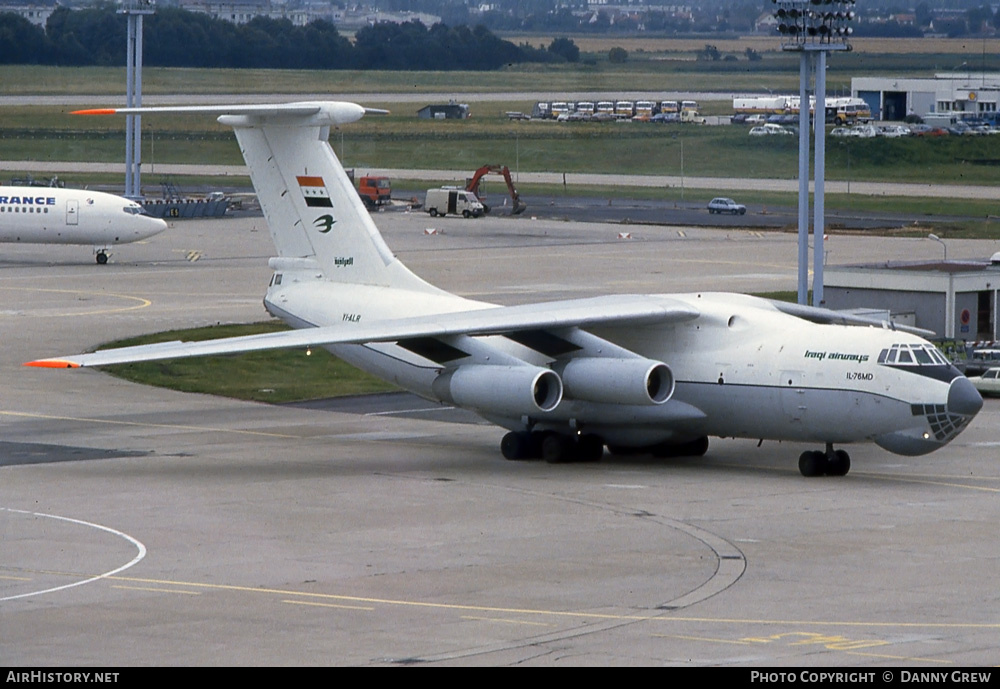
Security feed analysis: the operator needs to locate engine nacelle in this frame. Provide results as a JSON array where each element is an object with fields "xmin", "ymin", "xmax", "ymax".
[
  {"xmin": 555, "ymin": 357, "xmax": 674, "ymax": 405},
  {"xmin": 431, "ymin": 365, "xmax": 563, "ymax": 416}
]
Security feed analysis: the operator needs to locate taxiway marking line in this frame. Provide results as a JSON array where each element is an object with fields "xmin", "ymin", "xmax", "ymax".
[
  {"xmin": 461, "ymin": 616, "xmax": 555, "ymax": 627},
  {"xmin": 0, "ymin": 507, "xmax": 146, "ymax": 602},
  {"xmin": 112, "ymin": 585, "xmax": 201, "ymax": 595},
  {"xmin": 847, "ymin": 650, "xmax": 953, "ymax": 664},
  {"xmin": 283, "ymin": 600, "xmax": 375, "ymax": 611},
  {"xmin": 0, "ymin": 287, "xmax": 152, "ymax": 317},
  {"xmin": 91, "ymin": 573, "xmax": 1000, "ymax": 630}
]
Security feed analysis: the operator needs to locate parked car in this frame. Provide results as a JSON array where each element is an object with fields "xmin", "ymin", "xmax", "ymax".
[
  {"xmin": 878, "ymin": 124, "xmax": 911, "ymax": 138},
  {"xmin": 707, "ymin": 197, "xmax": 747, "ymax": 215},
  {"xmin": 749, "ymin": 123, "xmax": 793, "ymax": 136},
  {"xmin": 968, "ymin": 367, "xmax": 1000, "ymax": 397},
  {"xmin": 651, "ymin": 112, "xmax": 679, "ymax": 123}
]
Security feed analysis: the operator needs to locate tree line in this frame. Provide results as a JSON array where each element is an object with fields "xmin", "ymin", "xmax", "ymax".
[{"xmin": 0, "ymin": 4, "xmax": 577, "ymax": 69}]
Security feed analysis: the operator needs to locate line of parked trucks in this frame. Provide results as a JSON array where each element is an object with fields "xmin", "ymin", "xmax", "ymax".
[{"xmin": 529, "ymin": 99, "xmax": 704, "ymax": 123}]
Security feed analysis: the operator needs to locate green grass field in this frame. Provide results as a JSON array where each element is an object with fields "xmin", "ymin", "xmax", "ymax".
[{"xmin": 100, "ymin": 322, "xmax": 397, "ymax": 402}]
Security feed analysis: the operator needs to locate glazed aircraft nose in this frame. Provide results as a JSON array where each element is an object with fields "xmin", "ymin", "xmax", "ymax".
[
  {"xmin": 874, "ymin": 375, "xmax": 982, "ymax": 456},
  {"xmin": 948, "ymin": 375, "xmax": 983, "ymax": 417}
]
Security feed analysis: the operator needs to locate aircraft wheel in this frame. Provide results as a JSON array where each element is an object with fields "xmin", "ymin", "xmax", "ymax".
[
  {"xmin": 684, "ymin": 436, "xmax": 710, "ymax": 457},
  {"xmin": 798, "ymin": 450, "xmax": 828, "ymax": 477},
  {"xmin": 650, "ymin": 441, "xmax": 681, "ymax": 458},
  {"xmin": 96, "ymin": 252, "xmax": 108, "ymax": 265},
  {"xmin": 500, "ymin": 431, "xmax": 532, "ymax": 460},
  {"xmin": 541, "ymin": 433, "xmax": 571, "ymax": 464},
  {"xmin": 575, "ymin": 434, "xmax": 604, "ymax": 463},
  {"xmin": 826, "ymin": 449, "xmax": 851, "ymax": 477}
]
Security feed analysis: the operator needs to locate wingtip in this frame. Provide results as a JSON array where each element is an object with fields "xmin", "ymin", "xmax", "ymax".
[
  {"xmin": 70, "ymin": 108, "xmax": 118, "ymax": 116},
  {"xmin": 24, "ymin": 359, "xmax": 81, "ymax": 369}
]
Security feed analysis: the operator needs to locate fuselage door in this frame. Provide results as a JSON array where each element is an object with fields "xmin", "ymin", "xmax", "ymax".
[
  {"xmin": 780, "ymin": 369, "xmax": 807, "ymax": 423},
  {"xmin": 66, "ymin": 199, "xmax": 79, "ymax": 226}
]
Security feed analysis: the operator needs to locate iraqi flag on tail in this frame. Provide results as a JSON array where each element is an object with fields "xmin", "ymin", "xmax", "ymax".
[{"xmin": 296, "ymin": 176, "xmax": 333, "ymax": 207}]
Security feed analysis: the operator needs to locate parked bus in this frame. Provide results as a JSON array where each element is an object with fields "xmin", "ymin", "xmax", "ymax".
[
  {"xmin": 826, "ymin": 97, "xmax": 872, "ymax": 124},
  {"xmin": 615, "ymin": 100, "xmax": 635, "ymax": 118},
  {"xmin": 634, "ymin": 100, "xmax": 656, "ymax": 121}
]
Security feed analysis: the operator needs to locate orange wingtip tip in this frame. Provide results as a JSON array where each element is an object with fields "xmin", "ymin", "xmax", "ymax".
[
  {"xmin": 70, "ymin": 108, "xmax": 118, "ymax": 116},
  {"xmin": 24, "ymin": 360, "xmax": 81, "ymax": 369}
]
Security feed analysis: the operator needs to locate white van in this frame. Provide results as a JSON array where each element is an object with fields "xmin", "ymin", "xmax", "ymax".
[{"xmin": 425, "ymin": 188, "xmax": 485, "ymax": 218}]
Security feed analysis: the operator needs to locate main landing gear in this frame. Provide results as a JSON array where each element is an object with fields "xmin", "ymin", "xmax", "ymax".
[
  {"xmin": 95, "ymin": 251, "xmax": 109, "ymax": 265},
  {"xmin": 798, "ymin": 443, "xmax": 851, "ymax": 477},
  {"xmin": 501, "ymin": 431, "xmax": 604, "ymax": 464},
  {"xmin": 500, "ymin": 431, "xmax": 711, "ymax": 464}
]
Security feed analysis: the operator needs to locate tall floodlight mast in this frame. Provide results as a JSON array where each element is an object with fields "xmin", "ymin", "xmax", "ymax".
[
  {"xmin": 119, "ymin": 0, "xmax": 155, "ymax": 200},
  {"xmin": 773, "ymin": 0, "xmax": 856, "ymax": 306}
]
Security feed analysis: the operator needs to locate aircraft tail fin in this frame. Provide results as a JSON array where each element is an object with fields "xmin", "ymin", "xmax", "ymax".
[{"xmin": 74, "ymin": 102, "xmax": 436, "ymax": 292}]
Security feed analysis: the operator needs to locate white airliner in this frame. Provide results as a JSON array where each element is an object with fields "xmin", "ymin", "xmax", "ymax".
[
  {"xmin": 26, "ymin": 101, "xmax": 983, "ymax": 476},
  {"xmin": 0, "ymin": 185, "xmax": 167, "ymax": 263}
]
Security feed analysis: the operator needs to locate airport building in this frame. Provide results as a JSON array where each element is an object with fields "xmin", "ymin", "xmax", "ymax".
[
  {"xmin": 824, "ymin": 255, "xmax": 1000, "ymax": 341},
  {"xmin": 852, "ymin": 73, "xmax": 1000, "ymax": 123}
]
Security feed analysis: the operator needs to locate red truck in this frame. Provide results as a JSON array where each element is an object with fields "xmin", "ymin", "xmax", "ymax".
[{"xmin": 356, "ymin": 175, "xmax": 391, "ymax": 209}]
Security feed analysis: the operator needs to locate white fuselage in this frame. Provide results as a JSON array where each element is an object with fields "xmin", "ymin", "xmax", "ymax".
[
  {"xmin": 265, "ymin": 278, "xmax": 976, "ymax": 457},
  {"xmin": 0, "ymin": 187, "xmax": 166, "ymax": 248}
]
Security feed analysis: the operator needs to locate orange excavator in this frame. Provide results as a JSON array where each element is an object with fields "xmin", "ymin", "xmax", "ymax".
[{"xmin": 465, "ymin": 165, "xmax": 526, "ymax": 215}]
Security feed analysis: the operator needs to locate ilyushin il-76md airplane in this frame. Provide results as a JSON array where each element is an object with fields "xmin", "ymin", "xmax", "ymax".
[
  {"xmin": 26, "ymin": 101, "xmax": 983, "ymax": 477},
  {"xmin": 0, "ymin": 186, "xmax": 167, "ymax": 263}
]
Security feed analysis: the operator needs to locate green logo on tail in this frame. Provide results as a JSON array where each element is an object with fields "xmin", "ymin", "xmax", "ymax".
[{"xmin": 314, "ymin": 214, "xmax": 336, "ymax": 233}]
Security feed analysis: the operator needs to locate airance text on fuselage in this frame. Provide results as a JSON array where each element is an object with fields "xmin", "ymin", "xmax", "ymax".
[{"xmin": 0, "ymin": 196, "xmax": 56, "ymax": 206}]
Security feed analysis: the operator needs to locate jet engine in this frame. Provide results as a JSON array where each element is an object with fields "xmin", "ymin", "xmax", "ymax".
[
  {"xmin": 555, "ymin": 357, "xmax": 674, "ymax": 405},
  {"xmin": 432, "ymin": 365, "xmax": 563, "ymax": 416}
]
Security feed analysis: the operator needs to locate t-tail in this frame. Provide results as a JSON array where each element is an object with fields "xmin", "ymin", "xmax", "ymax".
[{"xmin": 73, "ymin": 101, "xmax": 439, "ymax": 293}]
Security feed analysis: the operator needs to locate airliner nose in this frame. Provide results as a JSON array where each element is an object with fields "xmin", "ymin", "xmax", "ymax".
[
  {"xmin": 949, "ymin": 375, "xmax": 983, "ymax": 417},
  {"xmin": 146, "ymin": 217, "xmax": 168, "ymax": 238}
]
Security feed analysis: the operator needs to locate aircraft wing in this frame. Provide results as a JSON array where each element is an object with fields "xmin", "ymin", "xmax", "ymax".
[
  {"xmin": 767, "ymin": 300, "xmax": 936, "ymax": 338},
  {"xmin": 25, "ymin": 295, "xmax": 700, "ymax": 369}
]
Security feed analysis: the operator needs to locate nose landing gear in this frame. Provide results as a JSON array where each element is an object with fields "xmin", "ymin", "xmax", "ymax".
[{"xmin": 799, "ymin": 443, "xmax": 851, "ymax": 477}]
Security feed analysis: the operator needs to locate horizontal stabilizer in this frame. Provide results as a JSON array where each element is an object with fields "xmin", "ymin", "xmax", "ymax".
[
  {"xmin": 72, "ymin": 101, "xmax": 370, "ymax": 127},
  {"xmin": 26, "ymin": 295, "xmax": 700, "ymax": 369}
]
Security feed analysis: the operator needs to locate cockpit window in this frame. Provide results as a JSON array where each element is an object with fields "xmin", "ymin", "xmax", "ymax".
[{"xmin": 878, "ymin": 343, "xmax": 950, "ymax": 367}]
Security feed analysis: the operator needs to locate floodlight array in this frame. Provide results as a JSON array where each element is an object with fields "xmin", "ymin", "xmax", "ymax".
[{"xmin": 773, "ymin": 0, "xmax": 856, "ymax": 48}]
